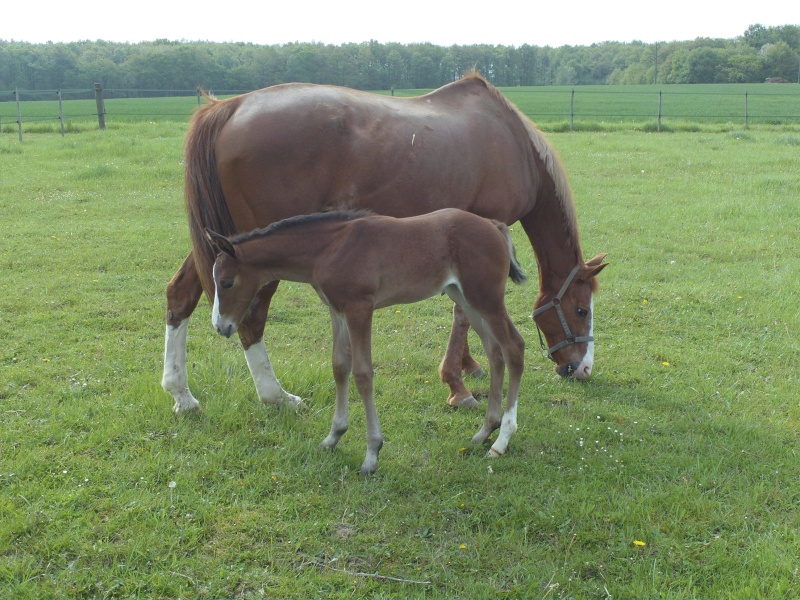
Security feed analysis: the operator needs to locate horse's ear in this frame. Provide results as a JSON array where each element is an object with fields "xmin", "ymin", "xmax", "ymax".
[
  {"xmin": 204, "ymin": 228, "xmax": 236, "ymax": 258},
  {"xmin": 580, "ymin": 253, "xmax": 608, "ymax": 281},
  {"xmin": 585, "ymin": 253, "xmax": 608, "ymax": 267}
]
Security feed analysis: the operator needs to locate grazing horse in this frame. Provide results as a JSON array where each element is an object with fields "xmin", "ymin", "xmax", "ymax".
[
  {"xmin": 204, "ymin": 209, "xmax": 526, "ymax": 474},
  {"xmin": 162, "ymin": 73, "xmax": 608, "ymax": 415}
]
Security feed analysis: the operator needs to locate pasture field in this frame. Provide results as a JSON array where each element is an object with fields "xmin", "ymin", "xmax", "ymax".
[
  {"xmin": 2, "ymin": 82, "xmax": 800, "ymax": 134},
  {"xmin": 1, "ymin": 120, "xmax": 800, "ymax": 599}
]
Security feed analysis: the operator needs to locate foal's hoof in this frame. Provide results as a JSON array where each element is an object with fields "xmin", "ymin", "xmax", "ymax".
[{"xmin": 447, "ymin": 393, "xmax": 479, "ymax": 409}]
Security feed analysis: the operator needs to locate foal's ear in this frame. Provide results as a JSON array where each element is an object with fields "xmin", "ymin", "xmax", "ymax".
[{"xmin": 204, "ymin": 229, "xmax": 236, "ymax": 258}]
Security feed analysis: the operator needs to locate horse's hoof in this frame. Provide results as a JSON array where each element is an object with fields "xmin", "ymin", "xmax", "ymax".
[
  {"xmin": 448, "ymin": 394, "xmax": 479, "ymax": 409},
  {"xmin": 173, "ymin": 401, "xmax": 200, "ymax": 415},
  {"xmin": 466, "ymin": 367, "xmax": 487, "ymax": 379},
  {"xmin": 487, "ymin": 448, "xmax": 502, "ymax": 458},
  {"xmin": 359, "ymin": 464, "xmax": 377, "ymax": 476}
]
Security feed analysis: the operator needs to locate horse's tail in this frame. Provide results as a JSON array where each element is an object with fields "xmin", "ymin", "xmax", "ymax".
[
  {"xmin": 184, "ymin": 93, "xmax": 244, "ymax": 299},
  {"xmin": 493, "ymin": 221, "xmax": 527, "ymax": 285}
]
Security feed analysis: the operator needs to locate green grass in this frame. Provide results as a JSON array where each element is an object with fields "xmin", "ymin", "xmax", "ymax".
[{"xmin": 1, "ymin": 122, "xmax": 799, "ymax": 598}]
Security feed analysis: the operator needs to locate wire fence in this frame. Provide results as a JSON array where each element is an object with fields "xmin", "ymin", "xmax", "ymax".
[{"xmin": 2, "ymin": 84, "xmax": 799, "ymax": 140}]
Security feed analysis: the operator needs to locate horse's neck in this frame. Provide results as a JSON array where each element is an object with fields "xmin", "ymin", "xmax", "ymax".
[{"xmin": 523, "ymin": 201, "xmax": 583, "ymax": 293}]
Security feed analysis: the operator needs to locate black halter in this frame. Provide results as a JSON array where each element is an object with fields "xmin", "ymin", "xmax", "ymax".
[{"xmin": 532, "ymin": 264, "xmax": 593, "ymax": 361}]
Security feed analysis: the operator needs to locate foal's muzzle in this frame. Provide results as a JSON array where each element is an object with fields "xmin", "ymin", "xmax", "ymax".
[{"xmin": 217, "ymin": 323, "xmax": 235, "ymax": 338}]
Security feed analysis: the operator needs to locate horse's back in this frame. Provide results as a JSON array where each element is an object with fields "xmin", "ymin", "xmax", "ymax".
[{"xmin": 212, "ymin": 79, "xmax": 538, "ymax": 228}]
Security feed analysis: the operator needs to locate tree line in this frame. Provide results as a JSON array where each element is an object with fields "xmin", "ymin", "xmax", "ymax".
[{"xmin": 1, "ymin": 24, "xmax": 798, "ymax": 93}]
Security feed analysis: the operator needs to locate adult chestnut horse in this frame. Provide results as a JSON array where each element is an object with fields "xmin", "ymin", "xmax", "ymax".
[{"xmin": 162, "ymin": 73, "xmax": 608, "ymax": 414}]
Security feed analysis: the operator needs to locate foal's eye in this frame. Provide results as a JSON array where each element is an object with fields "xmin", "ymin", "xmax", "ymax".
[
  {"xmin": 220, "ymin": 280, "xmax": 234, "ymax": 290},
  {"xmin": 577, "ymin": 308, "xmax": 589, "ymax": 318}
]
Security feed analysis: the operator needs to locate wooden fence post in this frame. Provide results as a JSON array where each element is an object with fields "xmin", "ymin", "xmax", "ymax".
[
  {"xmin": 744, "ymin": 91, "xmax": 749, "ymax": 130},
  {"xmin": 658, "ymin": 90, "xmax": 662, "ymax": 133},
  {"xmin": 95, "ymin": 83, "xmax": 106, "ymax": 130},
  {"xmin": 15, "ymin": 88, "xmax": 23, "ymax": 142},
  {"xmin": 57, "ymin": 90, "xmax": 65, "ymax": 136},
  {"xmin": 570, "ymin": 88, "xmax": 575, "ymax": 131}
]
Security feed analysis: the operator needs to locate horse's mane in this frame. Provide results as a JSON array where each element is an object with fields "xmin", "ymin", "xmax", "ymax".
[
  {"xmin": 231, "ymin": 209, "xmax": 374, "ymax": 244},
  {"xmin": 459, "ymin": 71, "xmax": 582, "ymax": 257}
]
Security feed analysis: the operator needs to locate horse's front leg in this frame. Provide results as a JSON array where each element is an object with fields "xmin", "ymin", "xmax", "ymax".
[
  {"xmin": 344, "ymin": 307, "xmax": 383, "ymax": 475},
  {"xmin": 321, "ymin": 310, "xmax": 351, "ymax": 450},
  {"xmin": 439, "ymin": 304, "xmax": 479, "ymax": 408},
  {"xmin": 237, "ymin": 281, "xmax": 302, "ymax": 407},
  {"xmin": 163, "ymin": 253, "xmax": 203, "ymax": 414}
]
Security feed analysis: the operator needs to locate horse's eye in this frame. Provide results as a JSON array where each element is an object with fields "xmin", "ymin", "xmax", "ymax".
[
  {"xmin": 221, "ymin": 280, "xmax": 234, "ymax": 290},
  {"xmin": 577, "ymin": 308, "xmax": 589, "ymax": 318}
]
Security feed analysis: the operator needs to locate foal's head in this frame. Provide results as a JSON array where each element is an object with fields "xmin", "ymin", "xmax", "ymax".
[
  {"xmin": 533, "ymin": 254, "xmax": 607, "ymax": 380},
  {"xmin": 204, "ymin": 230, "xmax": 263, "ymax": 338}
]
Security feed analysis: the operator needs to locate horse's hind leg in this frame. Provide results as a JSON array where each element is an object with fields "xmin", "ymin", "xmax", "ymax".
[
  {"xmin": 439, "ymin": 304, "xmax": 479, "ymax": 408},
  {"xmin": 486, "ymin": 316, "xmax": 524, "ymax": 458},
  {"xmin": 236, "ymin": 281, "xmax": 302, "ymax": 407},
  {"xmin": 469, "ymin": 330, "xmax": 505, "ymax": 446},
  {"xmin": 461, "ymin": 333, "xmax": 486, "ymax": 378},
  {"xmin": 163, "ymin": 253, "xmax": 204, "ymax": 414}
]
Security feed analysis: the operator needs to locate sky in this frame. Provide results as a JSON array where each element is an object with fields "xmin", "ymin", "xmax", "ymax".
[{"xmin": 3, "ymin": 0, "xmax": 795, "ymax": 48}]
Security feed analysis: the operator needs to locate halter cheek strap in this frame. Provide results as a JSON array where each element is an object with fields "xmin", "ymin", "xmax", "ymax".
[{"xmin": 532, "ymin": 264, "xmax": 593, "ymax": 361}]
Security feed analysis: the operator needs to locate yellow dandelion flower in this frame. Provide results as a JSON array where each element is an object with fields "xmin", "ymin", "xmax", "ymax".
[
  {"xmin": 459, "ymin": 544, "xmax": 467, "ymax": 549},
  {"xmin": 642, "ymin": 299, "xmax": 648, "ymax": 305},
  {"xmin": 662, "ymin": 361, "xmax": 670, "ymax": 366},
  {"xmin": 633, "ymin": 540, "xmax": 646, "ymax": 547}
]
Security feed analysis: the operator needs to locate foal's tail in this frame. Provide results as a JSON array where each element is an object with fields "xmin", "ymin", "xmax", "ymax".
[
  {"xmin": 494, "ymin": 221, "xmax": 527, "ymax": 285},
  {"xmin": 184, "ymin": 92, "xmax": 245, "ymax": 299}
]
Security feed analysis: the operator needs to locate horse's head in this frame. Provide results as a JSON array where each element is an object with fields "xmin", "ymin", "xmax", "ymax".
[
  {"xmin": 533, "ymin": 254, "xmax": 608, "ymax": 380},
  {"xmin": 204, "ymin": 229, "xmax": 262, "ymax": 339}
]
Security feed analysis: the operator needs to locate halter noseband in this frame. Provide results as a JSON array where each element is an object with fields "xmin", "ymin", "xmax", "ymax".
[{"xmin": 533, "ymin": 264, "xmax": 592, "ymax": 361}]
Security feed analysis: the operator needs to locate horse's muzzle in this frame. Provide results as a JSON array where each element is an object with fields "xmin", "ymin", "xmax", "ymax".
[{"xmin": 556, "ymin": 362, "xmax": 592, "ymax": 380}]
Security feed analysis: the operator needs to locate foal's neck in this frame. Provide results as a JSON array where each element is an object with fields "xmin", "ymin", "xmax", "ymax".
[{"xmin": 237, "ymin": 224, "xmax": 344, "ymax": 282}]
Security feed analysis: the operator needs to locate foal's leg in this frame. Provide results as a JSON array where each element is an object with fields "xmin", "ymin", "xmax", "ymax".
[
  {"xmin": 321, "ymin": 310, "xmax": 351, "ymax": 450},
  {"xmin": 469, "ymin": 323, "xmax": 506, "ymax": 446},
  {"xmin": 439, "ymin": 304, "xmax": 478, "ymax": 408},
  {"xmin": 163, "ymin": 253, "xmax": 204, "ymax": 414},
  {"xmin": 486, "ymin": 315, "xmax": 525, "ymax": 458},
  {"xmin": 237, "ymin": 281, "xmax": 302, "ymax": 407},
  {"xmin": 344, "ymin": 306, "xmax": 383, "ymax": 475}
]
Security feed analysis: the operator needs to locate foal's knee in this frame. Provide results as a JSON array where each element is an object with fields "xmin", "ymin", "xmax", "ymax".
[{"xmin": 352, "ymin": 368, "xmax": 374, "ymax": 392}]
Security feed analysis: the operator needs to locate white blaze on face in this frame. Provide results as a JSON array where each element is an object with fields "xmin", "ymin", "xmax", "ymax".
[
  {"xmin": 575, "ymin": 296, "xmax": 595, "ymax": 379},
  {"xmin": 211, "ymin": 264, "xmax": 222, "ymax": 331}
]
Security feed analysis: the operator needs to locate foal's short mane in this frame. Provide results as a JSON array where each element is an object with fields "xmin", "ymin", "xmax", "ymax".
[
  {"xmin": 460, "ymin": 72, "xmax": 582, "ymax": 257},
  {"xmin": 231, "ymin": 209, "xmax": 373, "ymax": 244}
]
